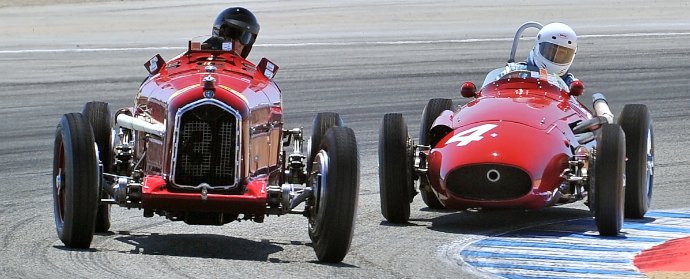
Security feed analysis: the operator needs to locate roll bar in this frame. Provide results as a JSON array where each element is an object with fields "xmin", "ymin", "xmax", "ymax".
[{"xmin": 508, "ymin": 21, "xmax": 543, "ymax": 63}]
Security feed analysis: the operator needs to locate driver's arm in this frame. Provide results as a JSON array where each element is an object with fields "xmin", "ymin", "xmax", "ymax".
[{"xmin": 562, "ymin": 73, "xmax": 578, "ymax": 87}]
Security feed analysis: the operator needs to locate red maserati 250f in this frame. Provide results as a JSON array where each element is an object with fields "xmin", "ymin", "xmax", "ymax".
[{"xmin": 379, "ymin": 22, "xmax": 654, "ymax": 236}]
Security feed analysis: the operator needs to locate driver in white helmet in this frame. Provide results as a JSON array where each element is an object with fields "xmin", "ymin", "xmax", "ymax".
[{"xmin": 527, "ymin": 22, "xmax": 578, "ymax": 87}]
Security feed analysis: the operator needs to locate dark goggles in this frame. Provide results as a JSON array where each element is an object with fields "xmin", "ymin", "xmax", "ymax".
[
  {"xmin": 539, "ymin": 42, "xmax": 575, "ymax": 65},
  {"xmin": 222, "ymin": 27, "xmax": 254, "ymax": 45}
]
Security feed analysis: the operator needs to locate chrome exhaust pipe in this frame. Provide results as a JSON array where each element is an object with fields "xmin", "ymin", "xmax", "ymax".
[
  {"xmin": 592, "ymin": 93, "xmax": 614, "ymax": 124},
  {"xmin": 115, "ymin": 114, "xmax": 165, "ymax": 137},
  {"xmin": 575, "ymin": 132, "xmax": 595, "ymax": 144}
]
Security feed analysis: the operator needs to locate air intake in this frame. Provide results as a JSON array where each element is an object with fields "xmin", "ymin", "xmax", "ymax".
[
  {"xmin": 171, "ymin": 100, "xmax": 240, "ymax": 189},
  {"xmin": 445, "ymin": 164, "xmax": 531, "ymax": 200}
]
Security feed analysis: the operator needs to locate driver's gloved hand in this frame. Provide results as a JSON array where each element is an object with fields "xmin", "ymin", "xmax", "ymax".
[{"xmin": 201, "ymin": 37, "xmax": 224, "ymax": 50}]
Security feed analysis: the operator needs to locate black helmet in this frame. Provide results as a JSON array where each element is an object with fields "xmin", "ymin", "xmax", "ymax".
[{"xmin": 212, "ymin": 7, "xmax": 260, "ymax": 58}]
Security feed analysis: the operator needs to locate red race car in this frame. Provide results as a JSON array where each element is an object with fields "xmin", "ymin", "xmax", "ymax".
[
  {"xmin": 379, "ymin": 22, "xmax": 654, "ymax": 236},
  {"xmin": 52, "ymin": 36, "xmax": 359, "ymax": 262}
]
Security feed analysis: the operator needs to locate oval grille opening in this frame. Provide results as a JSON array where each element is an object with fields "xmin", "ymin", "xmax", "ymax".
[{"xmin": 446, "ymin": 164, "xmax": 531, "ymax": 200}]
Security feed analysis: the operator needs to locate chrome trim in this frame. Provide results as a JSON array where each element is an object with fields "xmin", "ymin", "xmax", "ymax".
[
  {"xmin": 170, "ymin": 98, "xmax": 242, "ymax": 190},
  {"xmin": 308, "ymin": 150, "xmax": 329, "ymax": 234},
  {"xmin": 646, "ymin": 127, "xmax": 654, "ymax": 195}
]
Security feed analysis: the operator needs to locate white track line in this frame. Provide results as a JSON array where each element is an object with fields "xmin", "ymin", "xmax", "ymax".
[{"xmin": 1, "ymin": 32, "xmax": 689, "ymax": 54}]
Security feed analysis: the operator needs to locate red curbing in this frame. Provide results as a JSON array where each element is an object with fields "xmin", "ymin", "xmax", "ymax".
[{"xmin": 634, "ymin": 236, "xmax": 690, "ymax": 272}]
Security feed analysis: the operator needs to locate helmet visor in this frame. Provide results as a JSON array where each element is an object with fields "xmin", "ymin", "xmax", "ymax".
[
  {"xmin": 222, "ymin": 27, "xmax": 254, "ymax": 45},
  {"xmin": 539, "ymin": 42, "xmax": 575, "ymax": 65}
]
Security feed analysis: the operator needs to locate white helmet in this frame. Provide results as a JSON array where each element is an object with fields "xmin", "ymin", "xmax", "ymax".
[{"xmin": 528, "ymin": 23, "xmax": 577, "ymax": 76}]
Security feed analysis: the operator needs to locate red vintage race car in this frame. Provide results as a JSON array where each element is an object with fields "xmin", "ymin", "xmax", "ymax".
[
  {"xmin": 52, "ymin": 36, "xmax": 360, "ymax": 262},
  {"xmin": 379, "ymin": 22, "xmax": 654, "ymax": 236}
]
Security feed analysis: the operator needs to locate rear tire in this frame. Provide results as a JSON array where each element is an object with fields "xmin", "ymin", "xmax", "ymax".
[
  {"xmin": 379, "ymin": 113, "xmax": 414, "ymax": 223},
  {"xmin": 419, "ymin": 98, "xmax": 453, "ymax": 146},
  {"xmin": 307, "ymin": 112, "xmax": 343, "ymax": 173},
  {"xmin": 418, "ymin": 98, "xmax": 453, "ymax": 209},
  {"xmin": 592, "ymin": 124, "xmax": 625, "ymax": 236},
  {"xmin": 308, "ymin": 127, "xmax": 359, "ymax": 263},
  {"xmin": 52, "ymin": 113, "xmax": 99, "ymax": 248},
  {"xmin": 619, "ymin": 104, "xmax": 654, "ymax": 219},
  {"xmin": 83, "ymin": 102, "xmax": 113, "ymax": 233}
]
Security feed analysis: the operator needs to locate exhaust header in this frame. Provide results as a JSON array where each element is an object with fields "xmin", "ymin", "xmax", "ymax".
[{"xmin": 115, "ymin": 114, "xmax": 165, "ymax": 137}]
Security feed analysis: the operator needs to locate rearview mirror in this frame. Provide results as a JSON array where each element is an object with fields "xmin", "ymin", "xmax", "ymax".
[
  {"xmin": 460, "ymin": 82, "xmax": 477, "ymax": 98},
  {"xmin": 569, "ymin": 80, "xmax": 584, "ymax": 96}
]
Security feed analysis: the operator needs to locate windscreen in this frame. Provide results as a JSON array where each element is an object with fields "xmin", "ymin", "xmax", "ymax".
[{"xmin": 481, "ymin": 65, "xmax": 569, "ymax": 92}]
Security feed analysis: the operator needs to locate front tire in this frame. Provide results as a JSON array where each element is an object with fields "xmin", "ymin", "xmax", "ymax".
[
  {"xmin": 592, "ymin": 124, "xmax": 625, "ymax": 236},
  {"xmin": 619, "ymin": 104, "xmax": 654, "ymax": 219},
  {"xmin": 418, "ymin": 98, "xmax": 453, "ymax": 209},
  {"xmin": 53, "ymin": 113, "xmax": 99, "ymax": 248},
  {"xmin": 379, "ymin": 113, "xmax": 414, "ymax": 223},
  {"xmin": 83, "ymin": 102, "xmax": 113, "ymax": 233},
  {"xmin": 308, "ymin": 127, "xmax": 359, "ymax": 263}
]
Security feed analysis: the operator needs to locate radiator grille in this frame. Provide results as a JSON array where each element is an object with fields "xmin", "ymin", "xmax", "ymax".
[
  {"xmin": 173, "ymin": 103, "xmax": 239, "ymax": 188},
  {"xmin": 446, "ymin": 164, "xmax": 531, "ymax": 200}
]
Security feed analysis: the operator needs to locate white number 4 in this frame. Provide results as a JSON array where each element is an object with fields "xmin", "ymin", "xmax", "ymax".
[{"xmin": 445, "ymin": 124, "xmax": 497, "ymax": 147}]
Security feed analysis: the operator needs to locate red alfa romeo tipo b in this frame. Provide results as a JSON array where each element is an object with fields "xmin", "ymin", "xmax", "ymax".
[{"xmin": 52, "ymin": 8, "xmax": 359, "ymax": 263}]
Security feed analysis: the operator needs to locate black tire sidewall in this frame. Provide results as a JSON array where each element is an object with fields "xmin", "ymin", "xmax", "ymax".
[
  {"xmin": 52, "ymin": 113, "xmax": 100, "ymax": 248},
  {"xmin": 83, "ymin": 101, "xmax": 113, "ymax": 232},
  {"xmin": 53, "ymin": 122, "xmax": 69, "ymax": 239},
  {"xmin": 593, "ymin": 124, "xmax": 625, "ymax": 236},
  {"xmin": 309, "ymin": 127, "xmax": 359, "ymax": 263},
  {"xmin": 379, "ymin": 113, "xmax": 412, "ymax": 223},
  {"xmin": 619, "ymin": 104, "xmax": 653, "ymax": 218},
  {"xmin": 418, "ymin": 98, "xmax": 452, "ymax": 209}
]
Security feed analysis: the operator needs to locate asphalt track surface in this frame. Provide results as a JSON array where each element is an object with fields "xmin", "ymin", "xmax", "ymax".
[{"xmin": 1, "ymin": 1, "xmax": 689, "ymax": 278}]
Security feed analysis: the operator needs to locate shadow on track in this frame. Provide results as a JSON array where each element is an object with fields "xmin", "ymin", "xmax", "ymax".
[
  {"xmin": 112, "ymin": 232, "xmax": 286, "ymax": 262},
  {"xmin": 381, "ymin": 206, "xmax": 595, "ymax": 236}
]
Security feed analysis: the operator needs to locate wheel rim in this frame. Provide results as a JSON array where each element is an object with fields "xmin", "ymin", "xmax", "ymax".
[
  {"xmin": 308, "ymin": 150, "xmax": 329, "ymax": 236},
  {"xmin": 645, "ymin": 128, "xmax": 654, "ymax": 198},
  {"xmin": 55, "ymin": 142, "xmax": 66, "ymax": 223}
]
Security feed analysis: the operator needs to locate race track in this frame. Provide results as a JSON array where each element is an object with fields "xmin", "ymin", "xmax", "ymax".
[{"xmin": 1, "ymin": 1, "xmax": 689, "ymax": 278}]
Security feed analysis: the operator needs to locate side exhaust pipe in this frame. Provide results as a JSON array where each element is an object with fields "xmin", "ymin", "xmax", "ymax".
[
  {"xmin": 115, "ymin": 114, "xmax": 165, "ymax": 137},
  {"xmin": 592, "ymin": 93, "xmax": 614, "ymax": 124},
  {"xmin": 570, "ymin": 93, "xmax": 615, "ymax": 142}
]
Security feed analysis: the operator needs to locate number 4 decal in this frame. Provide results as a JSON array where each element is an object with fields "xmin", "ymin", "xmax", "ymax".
[{"xmin": 445, "ymin": 124, "xmax": 498, "ymax": 146}]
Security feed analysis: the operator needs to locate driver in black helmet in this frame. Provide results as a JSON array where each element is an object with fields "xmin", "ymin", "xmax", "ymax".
[{"xmin": 203, "ymin": 7, "xmax": 260, "ymax": 58}]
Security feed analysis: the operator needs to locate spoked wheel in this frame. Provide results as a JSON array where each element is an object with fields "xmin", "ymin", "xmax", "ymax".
[
  {"xmin": 619, "ymin": 104, "xmax": 654, "ymax": 219},
  {"xmin": 308, "ymin": 126, "xmax": 359, "ymax": 263},
  {"xmin": 418, "ymin": 98, "xmax": 453, "ymax": 209},
  {"xmin": 53, "ymin": 113, "xmax": 99, "ymax": 248},
  {"xmin": 379, "ymin": 113, "xmax": 414, "ymax": 223},
  {"xmin": 83, "ymin": 101, "xmax": 113, "ymax": 233},
  {"xmin": 592, "ymin": 123, "xmax": 626, "ymax": 236},
  {"xmin": 307, "ymin": 112, "xmax": 343, "ymax": 173}
]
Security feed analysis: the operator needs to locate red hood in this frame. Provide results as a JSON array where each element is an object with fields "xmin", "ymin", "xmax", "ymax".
[{"xmin": 427, "ymin": 120, "xmax": 571, "ymax": 208}]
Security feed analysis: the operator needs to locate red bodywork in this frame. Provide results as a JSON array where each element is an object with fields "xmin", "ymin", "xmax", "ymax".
[
  {"xmin": 427, "ymin": 73, "xmax": 594, "ymax": 210},
  {"xmin": 131, "ymin": 50, "xmax": 283, "ymax": 216}
]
